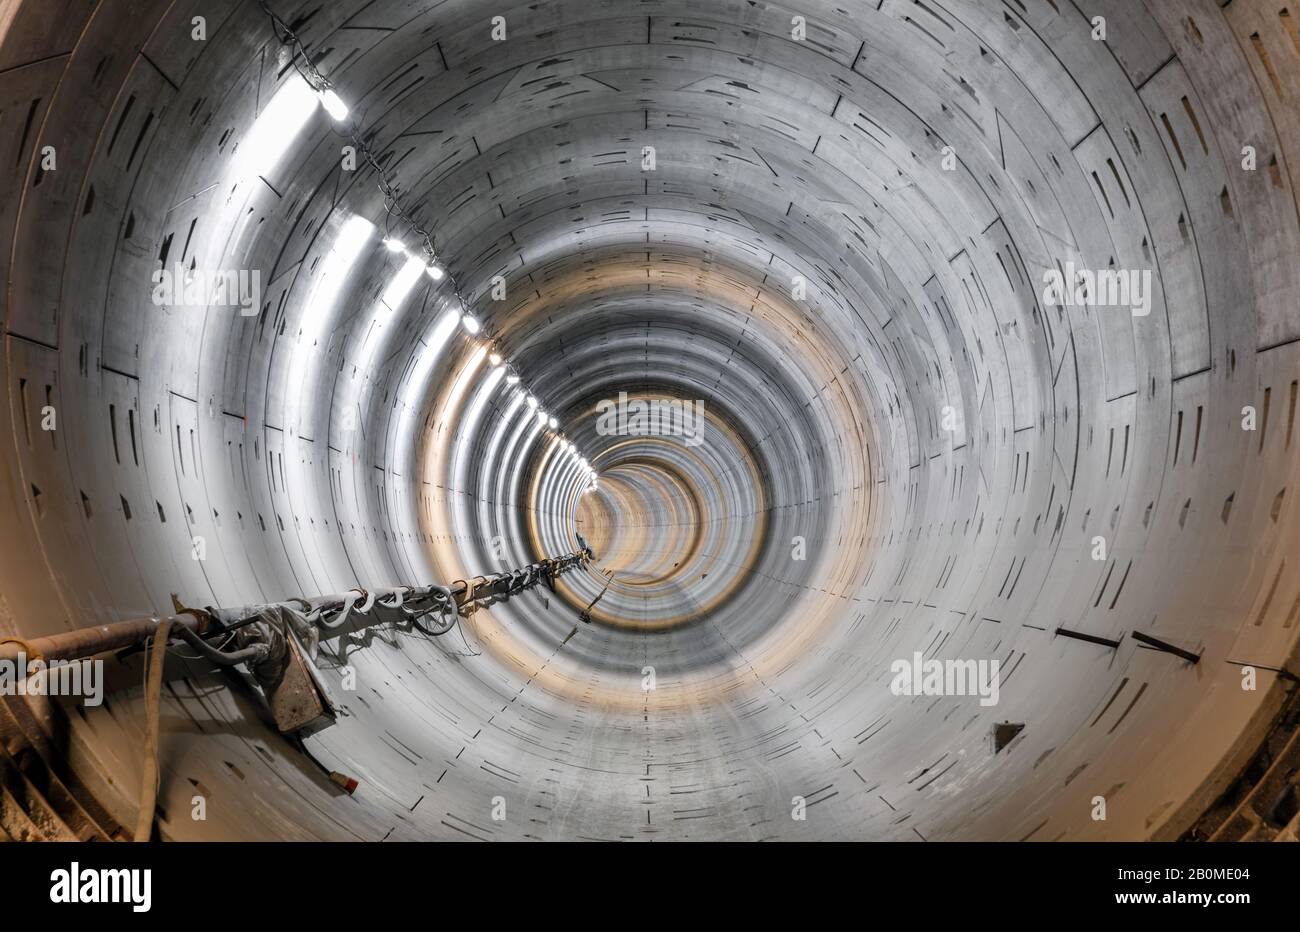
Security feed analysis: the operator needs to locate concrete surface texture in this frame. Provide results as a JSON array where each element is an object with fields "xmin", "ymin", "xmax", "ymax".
[{"xmin": 0, "ymin": 0, "xmax": 1298, "ymax": 841}]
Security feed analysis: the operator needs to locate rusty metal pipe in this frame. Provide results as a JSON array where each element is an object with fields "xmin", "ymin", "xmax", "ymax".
[{"xmin": 0, "ymin": 615, "xmax": 208, "ymax": 665}]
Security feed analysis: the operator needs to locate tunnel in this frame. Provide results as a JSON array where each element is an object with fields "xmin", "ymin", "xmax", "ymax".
[{"xmin": 0, "ymin": 0, "xmax": 1298, "ymax": 845}]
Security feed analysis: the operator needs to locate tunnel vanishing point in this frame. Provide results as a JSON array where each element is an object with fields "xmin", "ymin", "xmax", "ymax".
[{"xmin": 0, "ymin": 0, "xmax": 1298, "ymax": 844}]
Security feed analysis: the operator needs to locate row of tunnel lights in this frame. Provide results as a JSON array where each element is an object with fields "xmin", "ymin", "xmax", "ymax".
[{"xmin": 309, "ymin": 87, "xmax": 599, "ymax": 488}]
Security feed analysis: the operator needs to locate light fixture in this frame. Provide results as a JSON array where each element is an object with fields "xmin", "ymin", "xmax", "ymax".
[
  {"xmin": 548, "ymin": 417, "xmax": 558, "ymax": 429},
  {"xmin": 318, "ymin": 89, "xmax": 349, "ymax": 122},
  {"xmin": 460, "ymin": 314, "xmax": 481, "ymax": 334},
  {"xmin": 383, "ymin": 237, "xmax": 406, "ymax": 253},
  {"xmin": 489, "ymin": 353, "xmax": 502, "ymax": 366},
  {"xmin": 425, "ymin": 263, "xmax": 444, "ymax": 281},
  {"xmin": 506, "ymin": 373, "xmax": 520, "ymax": 385}
]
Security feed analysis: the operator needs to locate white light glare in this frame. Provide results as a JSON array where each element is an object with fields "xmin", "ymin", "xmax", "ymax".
[
  {"xmin": 383, "ymin": 237, "xmax": 406, "ymax": 253},
  {"xmin": 319, "ymin": 89, "xmax": 349, "ymax": 121},
  {"xmin": 489, "ymin": 353, "xmax": 502, "ymax": 366},
  {"xmin": 303, "ymin": 215, "xmax": 373, "ymax": 325},
  {"xmin": 548, "ymin": 416, "xmax": 558, "ymax": 429},
  {"xmin": 425, "ymin": 263, "xmax": 444, "ymax": 281},
  {"xmin": 381, "ymin": 255, "xmax": 426, "ymax": 310},
  {"xmin": 461, "ymin": 314, "xmax": 481, "ymax": 334},
  {"xmin": 506, "ymin": 373, "xmax": 520, "ymax": 385},
  {"xmin": 526, "ymin": 395, "xmax": 538, "ymax": 409},
  {"xmin": 232, "ymin": 75, "xmax": 318, "ymax": 182}
]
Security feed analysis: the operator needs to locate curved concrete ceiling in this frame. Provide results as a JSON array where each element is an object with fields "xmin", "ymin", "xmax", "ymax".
[{"xmin": 1, "ymin": 0, "xmax": 1298, "ymax": 841}]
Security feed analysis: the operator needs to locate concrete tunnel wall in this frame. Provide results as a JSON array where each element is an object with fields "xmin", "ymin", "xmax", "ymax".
[{"xmin": 0, "ymin": 0, "xmax": 1298, "ymax": 841}]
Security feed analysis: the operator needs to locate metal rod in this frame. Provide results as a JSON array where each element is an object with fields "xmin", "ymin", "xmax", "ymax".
[
  {"xmin": 0, "ymin": 615, "xmax": 209, "ymax": 665},
  {"xmin": 1225, "ymin": 660, "xmax": 1300, "ymax": 684},
  {"xmin": 1053, "ymin": 626, "xmax": 1123, "ymax": 650},
  {"xmin": 1131, "ymin": 631, "xmax": 1201, "ymax": 664}
]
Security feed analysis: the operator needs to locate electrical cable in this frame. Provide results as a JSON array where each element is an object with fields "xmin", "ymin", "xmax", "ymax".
[{"xmin": 135, "ymin": 621, "xmax": 172, "ymax": 842}]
